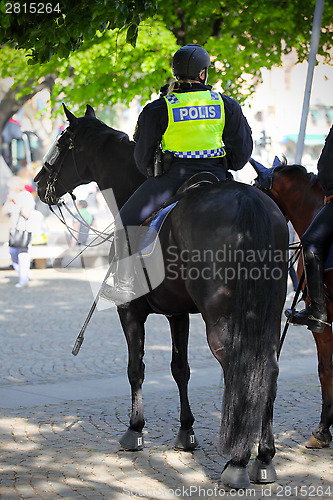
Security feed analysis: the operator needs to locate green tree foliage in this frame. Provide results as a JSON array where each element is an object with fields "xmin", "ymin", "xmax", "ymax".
[
  {"xmin": 0, "ymin": 20, "xmax": 177, "ymax": 125},
  {"xmin": 0, "ymin": 0, "xmax": 332, "ymax": 119},
  {"xmin": 158, "ymin": 0, "xmax": 333, "ymax": 98},
  {"xmin": 53, "ymin": 22, "xmax": 178, "ymax": 111},
  {"xmin": 0, "ymin": 0, "xmax": 157, "ymax": 63}
]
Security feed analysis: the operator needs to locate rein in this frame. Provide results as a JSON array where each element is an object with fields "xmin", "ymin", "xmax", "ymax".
[
  {"xmin": 288, "ymin": 241, "xmax": 302, "ymax": 270},
  {"xmin": 57, "ymin": 198, "xmax": 114, "ymax": 244},
  {"xmin": 47, "ymin": 202, "xmax": 114, "ymax": 268}
]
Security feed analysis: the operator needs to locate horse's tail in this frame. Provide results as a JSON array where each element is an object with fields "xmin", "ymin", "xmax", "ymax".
[{"xmin": 219, "ymin": 189, "xmax": 282, "ymax": 460}]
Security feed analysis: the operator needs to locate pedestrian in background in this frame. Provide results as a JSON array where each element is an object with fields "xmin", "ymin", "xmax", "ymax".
[
  {"xmin": 2, "ymin": 176, "xmax": 35, "ymax": 287},
  {"xmin": 71, "ymin": 199, "xmax": 95, "ymax": 246}
]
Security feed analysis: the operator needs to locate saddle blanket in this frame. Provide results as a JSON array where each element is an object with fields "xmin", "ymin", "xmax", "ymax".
[{"xmin": 139, "ymin": 201, "xmax": 178, "ymax": 258}]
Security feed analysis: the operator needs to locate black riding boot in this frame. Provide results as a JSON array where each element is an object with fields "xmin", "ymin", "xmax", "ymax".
[
  {"xmin": 100, "ymin": 229, "xmax": 135, "ymax": 306},
  {"xmin": 286, "ymin": 248, "xmax": 329, "ymax": 333}
]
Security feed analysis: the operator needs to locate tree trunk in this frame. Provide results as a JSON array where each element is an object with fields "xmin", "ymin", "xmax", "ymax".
[
  {"xmin": 0, "ymin": 74, "xmax": 55, "ymax": 141},
  {"xmin": 0, "ymin": 75, "xmax": 55, "ymax": 207}
]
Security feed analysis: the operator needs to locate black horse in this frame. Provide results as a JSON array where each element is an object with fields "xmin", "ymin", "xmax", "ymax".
[{"xmin": 35, "ymin": 104, "xmax": 288, "ymax": 489}]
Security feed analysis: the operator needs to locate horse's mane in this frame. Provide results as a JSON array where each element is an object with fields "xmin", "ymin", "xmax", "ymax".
[
  {"xmin": 274, "ymin": 156, "xmax": 308, "ymax": 176},
  {"xmin": 274, "ymin": 156, "xmax": 319, "ymax": 186},
  {"xmin": 78, "ymin": 116, "xmax": 133, "ymax": 148}
]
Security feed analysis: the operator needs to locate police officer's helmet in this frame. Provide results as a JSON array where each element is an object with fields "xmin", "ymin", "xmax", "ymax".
[{"xmin": 172, "ymin": 44, "xmax": 213, "ymax": 80}]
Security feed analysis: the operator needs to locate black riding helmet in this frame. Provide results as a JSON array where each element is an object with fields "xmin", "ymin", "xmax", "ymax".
[{"xmin": 172, "ymin": 44, "xmax": 213, "ymax": 82}]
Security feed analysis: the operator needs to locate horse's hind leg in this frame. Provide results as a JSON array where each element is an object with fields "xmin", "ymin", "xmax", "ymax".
[
  {"xmin": 205, "ymin": 321, "xmax": 252, "ymax": 489},
  {"xmin": 118, "ymin": 303, "xmax": 148, "ymax": 450},
  {"xmin": 249, "ymin": 358, "xmax": 279, "ymax": 484},
  {"xmin": 205, "ymin": 318, "xmax": 280, "ymax": 489},
  {"xmin": 168, "ymin": 314, "xmax": 198, "ymax": 450}
]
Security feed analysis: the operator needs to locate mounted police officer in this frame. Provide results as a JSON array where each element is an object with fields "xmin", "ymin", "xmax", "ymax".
[
  {"xmin": 101, "ymin": 44, "xmax": 253, "ymax": 305},
  {"xmin": 287, "ymin": 125, "xmax": 333, "ymax": 333}
]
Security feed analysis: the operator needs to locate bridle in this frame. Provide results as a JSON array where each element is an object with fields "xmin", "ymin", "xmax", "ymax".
[
  {"xmin": 34, "ymin": 128, "xmax": 81, "ymax": 205},
  {"xmin": 34, "ymin": 128, "xmax": 114, "ymax": 251}
]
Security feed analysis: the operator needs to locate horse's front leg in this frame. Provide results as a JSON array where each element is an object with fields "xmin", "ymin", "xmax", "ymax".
[
  {"xmin": 118, "ymin": 301, "xmax": 149, "ymax": 450},
  {"xmin": 307, "ymin": 324, "xmax": 333, "ymax": 448},
  {"xmin": 168, "ymin": 314, "xmax": 198, "ymax": 450}
]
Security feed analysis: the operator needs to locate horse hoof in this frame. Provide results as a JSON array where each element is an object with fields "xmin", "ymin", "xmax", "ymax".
[
  {"xmin": 306, "ymin": 434, "xmax": 330, "ymax": 449},
  {"xmin": 119, "ymin": 428, "xmax": 144, "ymax": 451},
  {"xmin": 174, "ymin": 428, "xmax": 198, "ymax": 450},
  {"xmin": 249, "ymin": 458, "xmax": 277, "ymax": 484},
  {"xmin": 221, "ymin": 462, "xmax": 250, "ymax": 490}
]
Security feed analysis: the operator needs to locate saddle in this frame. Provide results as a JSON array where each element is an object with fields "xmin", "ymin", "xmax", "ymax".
[
  {"xmin": 143, "ymin": 171, "xmax": 222, "ymax": 227},
  {"xmin": 176, "ymin": 171, "xmax": 220, "ymax": 194},
  {"xmin": 139, "ymin": 172, "xmax": 223, "ymax": 258}
]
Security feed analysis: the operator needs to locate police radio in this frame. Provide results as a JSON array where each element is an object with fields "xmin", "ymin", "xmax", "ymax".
[{"xmin": 154, "ymin": 142, "xmax": 163, "ymax": 177}]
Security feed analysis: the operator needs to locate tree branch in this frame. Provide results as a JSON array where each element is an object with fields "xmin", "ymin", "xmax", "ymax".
[{"xmin": 0, "ymin": 74, "xmax": 55, "ymax": 134}]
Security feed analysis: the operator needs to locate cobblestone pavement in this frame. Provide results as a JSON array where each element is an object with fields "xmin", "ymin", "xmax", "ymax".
[{"xmin": 0, "ymin": 267, "xmax": 332, "ymax": 499}]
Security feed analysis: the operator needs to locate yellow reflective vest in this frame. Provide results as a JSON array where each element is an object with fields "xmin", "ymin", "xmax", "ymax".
[{"xmin": 162, "ymin": 90, "xmax": 226, "ymax": 159}]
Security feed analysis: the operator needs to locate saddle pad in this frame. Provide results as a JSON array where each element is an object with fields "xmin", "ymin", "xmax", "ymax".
[{"xmin": 139, "ymin": 201, "xmax": 178, "ymax": 258}]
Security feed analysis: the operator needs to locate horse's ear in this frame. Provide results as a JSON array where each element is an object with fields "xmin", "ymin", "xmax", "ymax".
[
  {"xmin": 249, "ymin": 157, "xmax": 275, "ymax": 190},
  {"xmin": 249, "ymin": 157, "xmax": 268, "ymax": 173},
  {"xmin": 85, "ymin": 105, "xmax": 96, "ymax": 118},
  {"xmin": 62, "ymin": 103, "xmax": 78, "ymax": 125},
  {"xmin": 272, "ymin": 156, "xmax": 282, "ymax": 167}
]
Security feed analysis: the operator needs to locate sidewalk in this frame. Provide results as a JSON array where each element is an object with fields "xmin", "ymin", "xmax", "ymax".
[{"xmin": 0, "ymin": 267, "xmax": 332, "ymax": 499}]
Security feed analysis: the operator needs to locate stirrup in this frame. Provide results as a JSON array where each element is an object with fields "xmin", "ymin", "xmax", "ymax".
[
  {"xmin": 100, "ymin": 279, "xmax": 135, "ymax": 306},
  {"xmin": 285, "ymin": 308, "xmax": 330, "ymax": 333}
]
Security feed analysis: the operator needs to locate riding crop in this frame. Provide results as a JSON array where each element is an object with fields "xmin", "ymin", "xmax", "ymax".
[{"xmin": 72, "ymin": 261, "xmax": 114, "ymax": 356}]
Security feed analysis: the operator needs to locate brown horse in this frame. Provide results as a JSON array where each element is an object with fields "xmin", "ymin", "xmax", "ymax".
[{"xmin": 251, "ymin": 157, "xmax": 333, "ymax": 449}]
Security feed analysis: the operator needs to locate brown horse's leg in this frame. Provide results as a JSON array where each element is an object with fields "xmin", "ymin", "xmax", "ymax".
[
  {"xmin": 296, "ymin": 264, "xmax": 333, "ymax": 448},
  {"xmin": 307, "ymin": 321, "xmax": 333, "ymax": 448},
  {"xmin": 118, "ymin": 301, "xmax": 149, "ymax": 450},
  {"xmin": 168, "ymin": 314, "xmax": 198, "ymax": 450},
  {"xmin": 307, "ymin": 270, "xmax": 333, "ymax": 448}
]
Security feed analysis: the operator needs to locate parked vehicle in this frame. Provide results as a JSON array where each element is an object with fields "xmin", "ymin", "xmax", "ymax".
[{"xmin": 1, "ymin": 118, "xmax": 43, "ymax": 174}]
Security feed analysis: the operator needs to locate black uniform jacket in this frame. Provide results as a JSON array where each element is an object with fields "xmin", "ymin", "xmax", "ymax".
[
  {"xmin": 133, "ymin": 82, "xmax": 253, "ymax": 177},
  {"xmin": 318, "ymin": 125, "xmax": 333, "ymax": 197}
]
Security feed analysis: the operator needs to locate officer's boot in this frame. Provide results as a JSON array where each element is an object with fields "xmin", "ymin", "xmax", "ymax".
[
  {"xmin": 100, "ymin": 229, "xmax": 135, "ymax": 306},
  {"xmin": 286, "ymin": 248, "xmax": 329, "ymax": 333}
]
